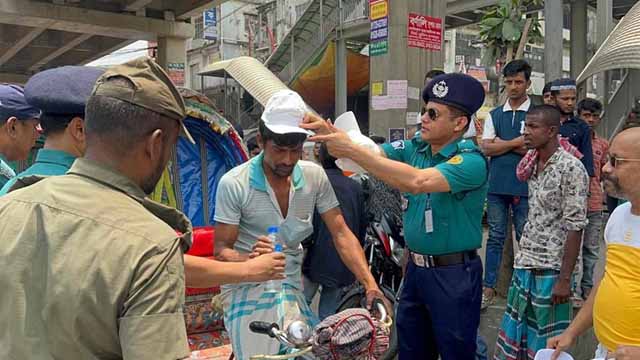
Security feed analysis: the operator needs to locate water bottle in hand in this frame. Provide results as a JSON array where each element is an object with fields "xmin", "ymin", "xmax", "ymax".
[{"xmin": 265, "ymin": 226, "xmax": 283, "ymax": 293}]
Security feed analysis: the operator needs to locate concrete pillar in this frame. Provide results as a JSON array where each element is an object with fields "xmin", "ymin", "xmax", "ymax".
[
  {"xmin": 544, "ymin": 0, "xmax": 564, "ymax": 83},
  {"xmin": 157, "ymin": 36, "xmax": 187, "ymax": 87},
  {"xmin": 335, "ymin": 37, "xmax": 348, "ymax": 118},
  {"xmin": 571, "ymin": 0, "xmax": 588, "ymax": 98},
  {"xmin": 597, "ymin": 0, "xmax": 613, "ymax": 103},
  {"xmin": 368, "ymin": 0, "xmax": 445, "ymax": 138}
]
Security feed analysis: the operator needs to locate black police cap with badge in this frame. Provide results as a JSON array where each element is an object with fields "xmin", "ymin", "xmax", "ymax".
[
  {"xmin": 422, "ymin": 73, "xmax": 485, "ymax": 117},
  {"xmin": 422, "ymin": 72, "xmax": 488, "ymax": 199},
  {"xmin": 25, "ymin": 66, "xmax": 106, "ymax": 117}
]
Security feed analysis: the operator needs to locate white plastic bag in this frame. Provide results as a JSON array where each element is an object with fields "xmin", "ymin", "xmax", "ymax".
[{"xmin": 332, "ymin": 111, "xmax": 380, "ymax": 174}]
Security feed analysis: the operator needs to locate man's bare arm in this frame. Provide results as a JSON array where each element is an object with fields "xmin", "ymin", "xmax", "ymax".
[
  {"xmin": 184, "ymin": 254, "xmax": 285, "ymax": 288},
  {"xmin": 552, "ymin": 230, "xmax": 582, "ymax": 304},
  {"xmin": 481, "ymin": 136, "xmax": 525, "ymax": 157},
  {"xmin": 321, "ymin": 208, "xmax": 379, "ymax": 292},
  {"xmin": 213, "ymin": 222, "xmax": 249, "ymax": 262}
]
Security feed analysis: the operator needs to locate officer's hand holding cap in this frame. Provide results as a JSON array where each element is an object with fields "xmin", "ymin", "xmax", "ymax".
[
  {"xmin": 25, "ymin": 66, "xmax": 106, "ymax": 116},
  {"xmin": 422, "ymin": 73, "xmax": 485, "ymax": 116},
  {"xmin": 91, "ymin": 56, "xmax": 195, "ymax": 144},
  {"xmin": 0, "ymin": 84, "xmax": 41, "ymax": 121}
]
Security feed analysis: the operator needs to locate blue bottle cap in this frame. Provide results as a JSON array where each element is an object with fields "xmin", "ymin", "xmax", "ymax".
[{"xmin": 268, "ymin": 226, "xmax": 279, "ymax": 234}]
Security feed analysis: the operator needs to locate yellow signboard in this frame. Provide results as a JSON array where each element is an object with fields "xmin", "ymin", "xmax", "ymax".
[
  {"xmin": 370, "ymin": 0, "xmax": 388, "ymax": 21},
  {"xmin": 371, "ymin": 81, "xmax": 384, "ymax": 96}
]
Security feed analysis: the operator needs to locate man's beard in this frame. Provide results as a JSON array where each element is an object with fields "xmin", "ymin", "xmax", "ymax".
[
  {"xmin": 602, "ymin": 172, "xmax": 626, "ymax": 199},
  {"xmin": 142, "ymin": 160, "xmax": 166, "ymax": 195},
  {"xmin": 272, "ymin": 165, "xmax": 294, "ymax": 178}
]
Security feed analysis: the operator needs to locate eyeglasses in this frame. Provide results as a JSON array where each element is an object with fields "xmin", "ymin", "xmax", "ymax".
[
  {"xmin": 607, "ymin": 155, "xmax": 640, "ymax": 167},
  {"xmin": 425, "ymin": 108, "xmax": 442, "ymax": 121}
]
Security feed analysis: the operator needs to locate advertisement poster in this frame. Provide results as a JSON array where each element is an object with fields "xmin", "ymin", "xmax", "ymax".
[
  {"xmin": 203, "ymin": 9, "xmax": 218, "ymax": 40},
  {"xmin": 371, "ymin": 82, "xmax": 384, "ymax": 96},
  {"xmin": 370, "ymin": 39, "xmax": 388, "ymax": 56},
  {"xmin": 167, "ymin": 63, "xmax": 185, "ymax": 86},
  {"xmin": 370, "ymin": 0, "xmax": 388, "ymax": 20},
  {"xmin": 408, "ymin": 13, "xmax": 442, "ymax": 51}
]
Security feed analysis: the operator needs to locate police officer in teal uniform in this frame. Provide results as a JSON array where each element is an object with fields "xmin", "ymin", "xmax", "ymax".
[
  {"xmin": 303, "ymin": 73, "xmax": 488, "ymax": 359},
  {"xmin": 0, "ymin": 84, "xmax": 41, "ymax": 188},
  {"xmin": 0, "ymin": 66, "xmax": 105, "ymax": 195}
]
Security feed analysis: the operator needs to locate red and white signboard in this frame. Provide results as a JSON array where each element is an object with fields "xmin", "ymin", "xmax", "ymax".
[{"xmin": 407, "ymin": 13, "xmax": 442, "ymax": 51}]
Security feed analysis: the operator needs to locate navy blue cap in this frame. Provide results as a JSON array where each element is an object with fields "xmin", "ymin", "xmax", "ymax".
[
  {"xmin": 25, "ymin": 66, "xmax": 105, "ymax": 116},
  {"xmin": 422, "ymin": 73, "xmax": 485, "ymax": 116},
  {"xmin": 550, "ymin": 78, "xmax": 576, "ymax": 91},
  {"xmin": 0, "ymin": 84, "xmax": 41, "ymax": 121}
]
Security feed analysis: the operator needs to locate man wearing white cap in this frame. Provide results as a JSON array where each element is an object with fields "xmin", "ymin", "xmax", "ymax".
[{"xmin": 213, "ymin": 90, "xmax": 386, "ymax": 358}]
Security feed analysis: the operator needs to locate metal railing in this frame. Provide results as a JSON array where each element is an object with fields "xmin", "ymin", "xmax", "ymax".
[{"xmin": 275, "ymin": 0, "xmax": 369, "ymax": 84}]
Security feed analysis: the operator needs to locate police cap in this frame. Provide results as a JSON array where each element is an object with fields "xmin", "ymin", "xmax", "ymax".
[
  {"xmin": 91, "ymin": 56, "xmax": 194, "ymax": 144},
  {"xmin": 0, "ymin": 84, "xmax": 41, "ymax": 121},
  {"xmin": 25, "ymin": 66, "xmax": 105, "ymax": 117},
  {"xmin": 422, "ymin": 73, "xmax": 485, "ymax": 116}
]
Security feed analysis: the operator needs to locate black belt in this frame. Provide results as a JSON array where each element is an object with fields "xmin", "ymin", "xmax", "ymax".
[{"xmin": 410, "ymin": 250, "xmax": 477, "ymax": 268}]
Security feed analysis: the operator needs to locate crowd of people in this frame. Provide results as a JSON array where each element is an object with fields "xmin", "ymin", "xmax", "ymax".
[{"xmin": 0, "ymin": 55, "xmax": 638, "ymax": 360}]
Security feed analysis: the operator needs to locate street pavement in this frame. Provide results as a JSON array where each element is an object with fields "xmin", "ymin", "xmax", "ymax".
[{"xmin": 309, "ymin": 226, "xmax": 604, "ymax": 359}]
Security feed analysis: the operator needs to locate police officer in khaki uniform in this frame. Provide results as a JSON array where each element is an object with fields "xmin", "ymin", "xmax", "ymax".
[{"xmin": 0, "ymin": 57, "xmax": 284, "ymax": 360}]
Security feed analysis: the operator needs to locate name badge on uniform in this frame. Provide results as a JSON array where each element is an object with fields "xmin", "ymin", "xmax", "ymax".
[
  {"xmin": 424, "ymin": 209, "xmax": 434, "ymax": 233},
  {"xmin": 424, "ymin": 196, "xmax": 433, "ymax": 233}
]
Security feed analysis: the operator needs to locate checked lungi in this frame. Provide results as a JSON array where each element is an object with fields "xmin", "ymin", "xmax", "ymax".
[
  {"xmin": 221, "ymin": 283, "xmax": 318, "ymax": 359},
  {"xmin": 494, "ymin": 269, "xmax": 572, "ymax": 360}
]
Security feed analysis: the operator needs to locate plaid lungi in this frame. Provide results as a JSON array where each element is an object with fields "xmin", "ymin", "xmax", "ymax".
[
  {"xmin": 221, "ymin": 283, "xmax": 318, "ymax": 359},
  {"xmin": 494, "ymin": 269, "xmax": 572, "ymax": 360}
]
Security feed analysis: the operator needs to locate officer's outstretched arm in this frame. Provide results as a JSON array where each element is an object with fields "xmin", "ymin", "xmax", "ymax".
[{"xmin": 346, "ymin": 145, "xmax": 450, "ymax": 194}]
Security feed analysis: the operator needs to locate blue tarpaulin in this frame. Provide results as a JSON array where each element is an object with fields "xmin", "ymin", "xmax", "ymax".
[{"xmin": 177, "ymin": 117, "xmax": 247, "ymax": 227}]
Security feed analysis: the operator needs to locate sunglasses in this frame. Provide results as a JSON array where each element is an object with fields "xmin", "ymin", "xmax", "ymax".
[
  {"xmin": 422, "ymin": 108, "xmax": 442, "ymax": 121},
  {"xmin": 607, "ymin": 155, "xmax": 640, "ymax": 167}
]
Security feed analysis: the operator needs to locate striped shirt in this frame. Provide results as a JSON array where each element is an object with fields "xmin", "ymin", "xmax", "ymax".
[{"xmin": 214, "ymin": 153, "xmax": 339, "ymax": 291}]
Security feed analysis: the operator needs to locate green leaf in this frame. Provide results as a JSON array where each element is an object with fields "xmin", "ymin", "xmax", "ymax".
[
  {"xmin": 502, "ymin": 19, "xmax": 521, "ymax": 41},
  {"xmin": 480, "ymin": 17, "xmax": 504, "ymax": 28}
]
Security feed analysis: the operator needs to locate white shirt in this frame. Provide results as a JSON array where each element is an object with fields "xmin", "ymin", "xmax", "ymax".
[{"xmin": 482, "ymin": 97, "xmax": 531, "ymax": 140}]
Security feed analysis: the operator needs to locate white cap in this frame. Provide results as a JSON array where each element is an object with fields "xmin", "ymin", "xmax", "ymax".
[{"xmin": 261, "ymin": 90, "xmax": 312, "ymax": 135}]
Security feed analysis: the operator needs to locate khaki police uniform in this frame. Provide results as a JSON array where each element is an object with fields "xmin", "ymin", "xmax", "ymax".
[{"xmin": 0, "ymin": 57, "xmax": 195, "ymax": 359}]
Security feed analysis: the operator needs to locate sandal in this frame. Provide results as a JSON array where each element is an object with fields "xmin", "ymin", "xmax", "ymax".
[{"xmin": 481, "ymin": 288, "xmax": 496, "ymax": 310}]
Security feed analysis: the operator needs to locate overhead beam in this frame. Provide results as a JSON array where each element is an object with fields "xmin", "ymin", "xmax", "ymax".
[
  {"xmin": 446, "ymin": 0, "xmax": 499, "ymax": 14},
  {"xmin": 123, "ymin": 0, "xmax": 154, "ymax": 12},
  {"xmin": 0, "ymin": 72, "xmax": 29, "ymax": 84},
  {"xmin": 176, "ymin": 0, "xmax": 231, "ymax": 20},
  {"xmin": 0, "ymin": 25, "xmax": 49, "ymax": 66},
  {"xmin": 0, "ymin": 0, "xmax": 194, "ymax": 40},
  {"xmin": 79, "ymin": 39, "xmax": 137, "ymax": 66},
  {"xmin": 29, "ymin": 33, "xmax": 93, "ymax": 71}
]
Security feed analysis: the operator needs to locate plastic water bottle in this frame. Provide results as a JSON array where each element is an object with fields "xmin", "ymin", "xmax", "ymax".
[{"xmin": 265, "ymin": 226, "xmax": 283, "ymax": 293}]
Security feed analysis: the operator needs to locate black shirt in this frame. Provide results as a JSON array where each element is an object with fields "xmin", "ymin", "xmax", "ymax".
[
  {"xmin": 560, "ymin": 116, "xmax": 594, "ymax": 176},
  {"xmin": 302, "ymin": 168, "xmax": 366, "ymax": 287}
]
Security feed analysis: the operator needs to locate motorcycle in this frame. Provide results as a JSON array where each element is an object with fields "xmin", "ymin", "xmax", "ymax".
[
  {"xmin": 248, "ymin": 300, "xmax": 391, "ymax": 360},
  {"xmin": 336, "ymin": 211, "xmax": 405, "ymax": 360}
]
